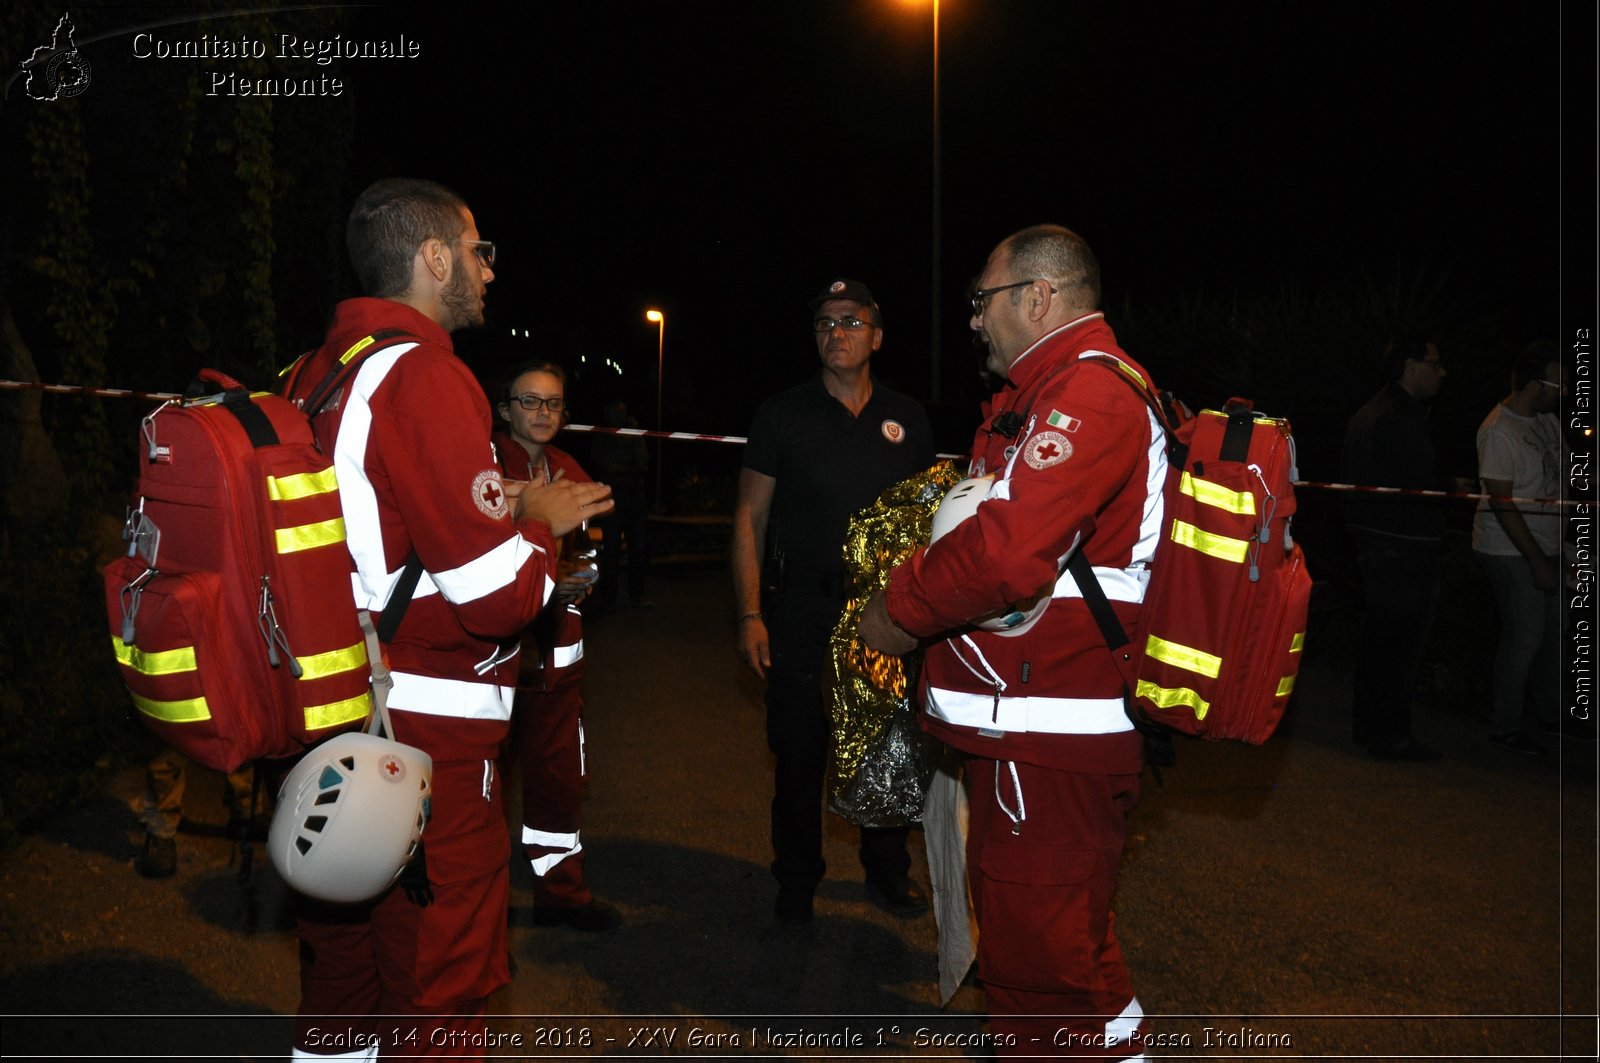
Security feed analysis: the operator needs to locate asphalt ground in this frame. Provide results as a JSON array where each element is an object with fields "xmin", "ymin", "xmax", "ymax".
[{"xmin": 0, "ymin": 567, "xmax": 1595, "ymax": 1061}]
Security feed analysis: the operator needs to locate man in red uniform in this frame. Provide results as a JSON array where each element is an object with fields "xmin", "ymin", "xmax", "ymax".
[
  {"xmin": 861, "ymin": 226, "xmax": 1162, "ymax": 1059},
  {"xmin": 285, "ymin": 178, "xmax": 612, "ymax": 1059},
  {"xmin": 493, "ymin": 360, "xmax": 621, "ymax": 931}
]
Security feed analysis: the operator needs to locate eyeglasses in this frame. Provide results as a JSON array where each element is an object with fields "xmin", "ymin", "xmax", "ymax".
[
  {"xmin": 1410, "ymin": 357, "xmax": 1446, "ymax": 372},
  {"xmin": 1536, "ymin": 378, "xmax": 1563, "ymax": 390},
  {"xmin": 970, "ymin": 279, "xmax": 1055, "ymax": 317},
  {"xmin": 506, "ymin": 394, "xmax": 565, "ymax": 412},
  {"xmin": 463, "ymin": 239, "xmax": 496, "ymax": 268},
  {"xmin": 813, "ymin": 315, "xmax": 873, "ymax": 333}
]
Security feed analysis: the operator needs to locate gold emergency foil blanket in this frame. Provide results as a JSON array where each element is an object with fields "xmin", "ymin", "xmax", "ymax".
[{"xmin": 826, "ymin": 460, "xmax": 962, "ymax": 827}]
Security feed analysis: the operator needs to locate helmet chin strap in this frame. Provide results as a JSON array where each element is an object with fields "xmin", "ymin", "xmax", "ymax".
[{"xmin": 357, "ymin": 608, "xmax": 397, "ymax": 740}]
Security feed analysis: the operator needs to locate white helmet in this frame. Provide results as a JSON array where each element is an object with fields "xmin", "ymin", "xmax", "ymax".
[
  {"xmin": 930, "ymin": 476, "xmax": 1053, "ymax": 638},
  {"xmin": 268, "ymin": 731, "xmax": 432, "ymax": 904}
]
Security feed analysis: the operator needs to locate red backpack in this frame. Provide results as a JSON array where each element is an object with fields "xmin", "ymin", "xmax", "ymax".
[
  {"xmin": 1073, "ymin": 363, "xmax": 1312, "ymax": 745},
  {"xmin": 104, "ymin": 335, "xmax": 417, "ymax": 772}
]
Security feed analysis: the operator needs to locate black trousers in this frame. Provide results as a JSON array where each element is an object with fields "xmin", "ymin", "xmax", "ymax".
[
  {"xmin": 1350, "ymin": 531, "xmax": 1443, "ymax": 745},
  {"xmin": 764, "ymin": 590, "xmax": 910, "ymax": 889}
]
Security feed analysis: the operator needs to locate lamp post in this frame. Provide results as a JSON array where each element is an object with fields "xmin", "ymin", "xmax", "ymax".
[
  {"xmin": 898, "ymin": 0, "xmax": 943, "ymax": 401},
  {"xmin": 930, "ymin": 0, "xmax": 941, "ymax": 402},
  {"xmin": 645, "ymin": 308, "xmax": 665, "ymax": 506}
]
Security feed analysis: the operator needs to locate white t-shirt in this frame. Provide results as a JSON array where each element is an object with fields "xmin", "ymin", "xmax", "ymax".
[{"xmin": 1471, "ymin": 402, "xmax": 1563, "ymax": 556}]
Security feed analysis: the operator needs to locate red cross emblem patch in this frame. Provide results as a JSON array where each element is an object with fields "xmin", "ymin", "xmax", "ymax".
[
  {"xmin": 1023, "ymin": 430, "xmax": 1073, "ymax": 470},
  {"xmin": 472, "ymin": 469, "xmax": 510, "ymax": 519},
  {"xmin": 377, "ymin": 753, "xmax": 407, "ymax": 783}
]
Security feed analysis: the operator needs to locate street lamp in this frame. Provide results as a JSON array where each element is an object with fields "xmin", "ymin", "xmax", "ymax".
[
  {"xmin": 645, "ymin": 308, "xmax": 665, "ymax": 506},
  {"xmin": 898, "ymin": 0, "xmax": 942, "ymax": 401}
]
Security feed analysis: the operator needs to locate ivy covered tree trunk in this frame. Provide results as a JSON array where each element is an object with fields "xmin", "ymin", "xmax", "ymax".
[{"xmin": 0, "ymin": 2, "xmax": 355, "ymax": 840}]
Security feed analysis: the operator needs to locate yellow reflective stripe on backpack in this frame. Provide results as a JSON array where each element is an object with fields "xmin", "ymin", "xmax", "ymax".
[
  {"xmin": 1276, "ymin": 675, "xmax": 1296, "ymax": 697},
  {"xmin": 131, "ymin": 692, "xmax": 211, "ymax": 723},
  {"xmin": 295, "ymin": 640, "xmax": 368, "ymax": 681},
  {"xmin": 1290, "ymin": 632, "xmax": 1305, "ymax": 652},
  {"xmin": 1145, "ymin": 634, "xmax": 1222, "ymax": 679},
  {"xmin": 1136, "ymin": 679, "xmax": 1210, "ymax": 721},
  {"xmin": 1180, "ymin": 471, "xmax": 1256, "ymax": 515},
  {"xmin": 276, "ymin": 517, "xmax": 346, "ymax": 554},
  {"xmin": 1170, "ymin": 519, "xmax": 1250, "ymax": 564},
  {"xmin": 112, "ymin": 637, "xmax": 197, "ymax": 676},
  {"xmin": 266, "ymin": 466, "xmax": 339, "ymax": 502},
  {"xmin": 303, "ymin": 692, "xmax": 371, "ymax": 731}
]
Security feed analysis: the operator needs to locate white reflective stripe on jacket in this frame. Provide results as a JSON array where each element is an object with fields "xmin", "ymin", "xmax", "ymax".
[
  {"xmin": 924, "ymin": 685, "xmax": 1133, "ymax": 735},
  {"xmin": 389, "ymin": 671, "xmax": 516, "ymax": 722}
]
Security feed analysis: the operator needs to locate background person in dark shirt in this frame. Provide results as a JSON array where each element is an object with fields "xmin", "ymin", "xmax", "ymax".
[
  {"xmin": 731, "ymin": 278, "xmax": 936, "ymax": 927},
  {"xmin": 1340, "ymin": 336, "xmax": 1457, "ymax": 761}
]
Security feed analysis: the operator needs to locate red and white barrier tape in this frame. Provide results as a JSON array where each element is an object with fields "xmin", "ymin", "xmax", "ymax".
[{"xmin": 4, "ymin": 377, "xmax": 1584, "ymax": 507}]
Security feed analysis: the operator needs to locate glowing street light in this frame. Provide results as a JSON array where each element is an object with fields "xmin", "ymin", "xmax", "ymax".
[{"xmin": 645, "ymin": 308, "xmax": 665, "ymax": 504}]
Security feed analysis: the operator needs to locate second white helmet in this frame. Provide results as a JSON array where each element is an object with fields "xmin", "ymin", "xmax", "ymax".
[{"xmin": 930, "ymin": 475, "xmax": 1053, "ymax": 638}]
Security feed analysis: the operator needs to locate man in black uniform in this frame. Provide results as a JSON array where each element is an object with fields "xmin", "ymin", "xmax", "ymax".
[
  {"xmin": 1341, "ymin": 336, "xmax": 1456, "ymax": 760},
  {"xmin": 732, "ymin": 278, "xmax": 936, "ymax": 926}
]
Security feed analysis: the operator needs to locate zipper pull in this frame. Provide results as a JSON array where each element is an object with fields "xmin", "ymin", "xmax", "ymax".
[
  {"xmin": 120, "ymin": 567, "xmax": 156, "ymax": 644},
  {"xmin": 256, "ymin": 576, "xmax": 303, "ymax": 676}
]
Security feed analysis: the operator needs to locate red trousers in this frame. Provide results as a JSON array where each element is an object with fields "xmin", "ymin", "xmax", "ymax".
[
  {"xmin": 964, "ymin": 756, "xmax": 1144, "ymax": 1059},
  {"xmin": 294, "ymin": 757, "xmax": 511, "ymax": 1058},
  {"xmin": 510, "ymin": 680, "xmax": 591, "ymax": 907}
]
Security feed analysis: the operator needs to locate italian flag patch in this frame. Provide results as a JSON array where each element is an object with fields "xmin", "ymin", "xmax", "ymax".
[{"xmin": 1046, "ymin": 410, "xmax": 1081, "ymax": 432}]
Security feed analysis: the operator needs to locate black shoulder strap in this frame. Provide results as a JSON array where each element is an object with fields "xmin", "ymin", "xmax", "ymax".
[
  {"xmin": 300, "ymin": 328, "xmax": 414, "ymax": 419},
  {"xmin": 1068, "ymin": 549, "xmax": 1130, "ymax": 651},
  {"xmin": 218, "ymin": 392, "xmax": 279, "ymax": 448},
  {"xmin": 1045, "ymin": 356, "xmax": 1181, "ymax": 766},
  {"xmin": 1219, "ymin": 400, "xmax": 1256, "ymax": 463},
  {"xmin": 377, "ymin": 552, "xmax": 424, "ymax": 643},
  {"xmin": 1063, "ymin": 354, "xmax": 1179, "ymax": 653}
]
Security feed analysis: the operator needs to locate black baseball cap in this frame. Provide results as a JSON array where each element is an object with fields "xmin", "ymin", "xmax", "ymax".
[{"xmin": 809, "ymin": 278, "xmax": 880, "ymax": 320}]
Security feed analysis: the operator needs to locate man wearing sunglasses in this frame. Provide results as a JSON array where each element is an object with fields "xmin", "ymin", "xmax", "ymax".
[
  {"xmin": 733, "ymin": 278, "xmax": 936, "ymax": 927},
  {"xmin": 284, "ymin": 179, "xmax": 612, "ymax": 1060},
  {"xmin": 861, "ymin": 226, "xmax": 1160, "ymax": 1058}
]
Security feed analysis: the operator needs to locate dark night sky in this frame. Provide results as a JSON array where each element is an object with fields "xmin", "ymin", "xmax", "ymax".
[
  {"xmin": 328, "ymin": 1, "xmax": 1579, "ymax": 432},
  {"xmin": 12, "ymin": 1, "xmax": 1593, "ymax": 454}
]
